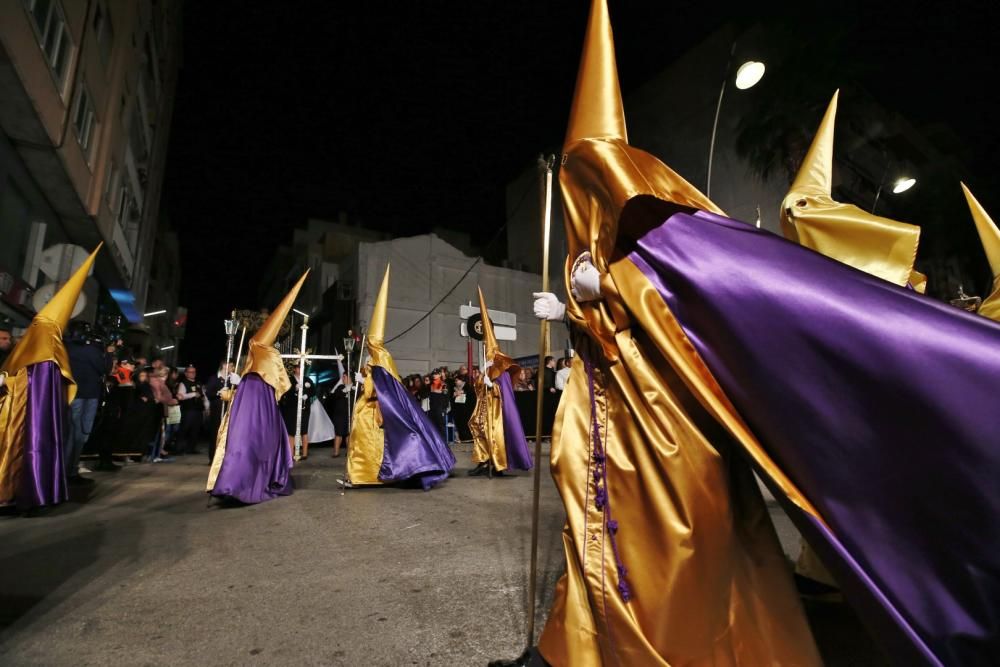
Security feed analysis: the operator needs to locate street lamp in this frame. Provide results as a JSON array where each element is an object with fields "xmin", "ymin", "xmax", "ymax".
[
  {"xmin": 707, "ymin": 49, "xmax": 766, "ymax": 199},
  {"xmin": 872, "ymin": 167, "xmax": 917, "ymax": 214},
  {"xmin": 892, "ymin": 177, "xmax": 916, "ymax": 194},
  {"xmin": 734, "ymin": 61, "xmax": 766, "ymax": 90}
]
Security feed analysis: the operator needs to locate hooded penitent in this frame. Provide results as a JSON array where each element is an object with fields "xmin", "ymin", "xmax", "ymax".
[
  {"xmin": 0, "ymin": 245, "xmax": 100, "ymax": 509},
  {"xmin": 538, "ymin": 2, "xmax": 1000, "ymax": 666},
  {"xmin": 346, "ymin": 265, "xmax": 455, "ymax": 489},
  {"xmin": 781, "ymin": 90, "xmax": 927, "ymax": 292},
  {"xmin": 961, "ymin": 183, "xmax": 1000, "ymax": 321},
  {"xmin": 467, "ymin": 287, "xmax": 531, "ymax": 472},
  {"xmin": 207, "ymin": 270, "xmax": 308, "ymax": 504}
]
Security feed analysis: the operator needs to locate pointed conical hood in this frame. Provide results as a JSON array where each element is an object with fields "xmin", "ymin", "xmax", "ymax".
[
  {"xmin": 252, "ymin": 270, "xmax": 309, "ymax": 348},
  {"xmin": 961, "ymin": 183, "xmax": 1000, "ymax": 321},
  {"xmin": 38, "ymin": 243, "xmax": 100, "ymax": 331},
  {"xmin": 0, "ymin": 244, "xmax": 102, "ymax": 401},
  {"xmin": 475, "ymin": 286, "xmax": 516, "ymax": 381},
  {"xmin": 780, "ymin": 91, "xmax": 922, "ymax": 289},
  {"xmin": 364, "ymin": 265, "xmax": 399, "ymax": 379},
  {"xmin": 558, "ymin": 0, "xmax": 722, "ymax": 361},
  {"xmin": 961, "ymin": 183, "xmax": 1000, "ymax": 277},
  {"xmin": 564, "ymin": 0, "xmax": 626, "ymax": 147},
  {"xmin": 244, "ymin": 270, "xmax": 309, "ymax": 399},
  {"xmin": 368, "ymin": 265, "xmax": 391, "ymax": 345},
  {"xmin": 790, "ymin": 91, "xmax": 838, "ymax": 196}
]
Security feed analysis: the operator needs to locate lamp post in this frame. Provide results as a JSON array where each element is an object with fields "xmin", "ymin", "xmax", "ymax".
[
  {"xmin": 342, "ymin": 334, "xmax": 356, "ymax": 429},
  {"xmin": 221, "ymin": 314, "xmax": 238, "ymax": 420},
  {"xmin": 706, "ymin": 46, "xmax": 765, "ymax": 200},
  {"xmin": 872, "ymin": 166, "xmax": 917, "ymax": 215}
]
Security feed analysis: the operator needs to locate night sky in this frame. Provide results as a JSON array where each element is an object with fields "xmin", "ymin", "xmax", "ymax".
[{"xmin": 163, "ymin": 1, "xmax": 999, "ymax": 368}]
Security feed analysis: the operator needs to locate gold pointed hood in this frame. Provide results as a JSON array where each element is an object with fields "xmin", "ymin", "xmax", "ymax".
[
  {"xmin": 961, "ymin": 183, "xmax": 1000, "ymax": 321},
  {"xmin": 1, "ymin": 244, "xmax": 101, "ymax": 402},
  {"xmin": 365, "ymin": 265, "xmax": 399, "ymax": 379},
  {"xmin": 476, "ymin": 287, "xmax": 516, "ymax": 379},
  {"xmin": 559, "ymin": 0, "xmax": 723, "ymax": 357},
  {"xmin": 244, "ymin": 270, "xmax": 308, "ymax": 399},
  {"xmin": 781, "ymin": 92, "xmax": 924, "ymax": 291}
]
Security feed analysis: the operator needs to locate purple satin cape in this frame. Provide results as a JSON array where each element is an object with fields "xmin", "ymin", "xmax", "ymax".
[
  {"xmin": 210, "ymin": 373, "xmax": 293, "ymax": 504},
  {"xmin": 19, "ymin": 361, "xmax": 68, "ymax": 509},
  {"xmin": 497, "ymin": 373, "xmax": 532, "ymax": 471},
  {"xmin": 372, "ymin": 367, "xmax": 455, "ymax": 490},
  {"xmin": 625, "ymin": 201, "xmax": 1000, "ymax": 667}
]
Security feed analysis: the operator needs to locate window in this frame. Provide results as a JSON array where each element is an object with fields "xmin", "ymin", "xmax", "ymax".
[
  {"xmin": 23, "ymin": 0, "xmax": 74, "ymax": 92},
  {"xmin": 93, "ymin": 2, "xmax": 114, "ymax": 69},
  {"xmin": 104, "ymin": 160, "xmax": 119, "ymax": 209},
  {"xmin": 72, "ymin": 83, "xmax": 96, "ymax": 154}
]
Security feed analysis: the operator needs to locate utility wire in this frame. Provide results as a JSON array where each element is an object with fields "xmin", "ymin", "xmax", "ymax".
[{"xmin": 384, "ymin": 170, "xmax": 538, "ymax": 343}]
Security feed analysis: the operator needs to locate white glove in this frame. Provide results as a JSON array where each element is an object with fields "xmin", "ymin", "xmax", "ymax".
[
  {"xmin": 354, "ymin": 371, "xmax": 363, "ymax": 384},
  {"xmin": 533, "ymin": 292, "xmax": 566, "ymax": 321},
  {"xmin": 483, "ymin": 373, "xmax": 493, "ymax": 388},
  {"xmin": 570, "ymin": 252, "xmax": 602, "ymax": 302}
]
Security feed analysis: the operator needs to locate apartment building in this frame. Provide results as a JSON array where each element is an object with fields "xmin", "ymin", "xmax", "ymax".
[{"xmin": 0, "ymin": 0, "xmax": 181, "ymax": 339}]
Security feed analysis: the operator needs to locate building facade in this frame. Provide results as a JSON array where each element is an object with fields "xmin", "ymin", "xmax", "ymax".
[
  {"xmin": 257, "ymin": 216, "xmax": 566, "ymax": 378},
  {"xmin": 0, "ymin": 0, "xmax": 182, "ymax": 345}
]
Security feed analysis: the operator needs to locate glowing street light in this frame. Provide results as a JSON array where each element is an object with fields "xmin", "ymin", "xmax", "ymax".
[
  {"xmin": 707, "ymin": 54, "xmax": 766, "ymax": 198},
  {"xmin": 734, "ymin": 61, "xmax": 766, "ymax": 90},
  {"xmin": 892, "ymin": 177, "xmax": 916, "ymax": 194}
]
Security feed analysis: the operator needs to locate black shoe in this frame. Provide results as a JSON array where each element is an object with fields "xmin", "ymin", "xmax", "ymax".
[
  {"xmin": 94, "ymin": 461, "xmax": 121, "ymax": 472},
  {"xmin": 492, "ymin": 468, "xmax": 505, "ymax": 477},
  {"xmin": 467, "ymin": 462, "xmax": 489, "ymax": 477},
  {"xmin": 67, "ymin": 475, "xmax": 96, "ymax": 486}
]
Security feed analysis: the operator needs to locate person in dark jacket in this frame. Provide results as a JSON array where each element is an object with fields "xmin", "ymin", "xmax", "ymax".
[{"xmin": 65, "ymin": 324, "xmax": 113, "ymax": 483}]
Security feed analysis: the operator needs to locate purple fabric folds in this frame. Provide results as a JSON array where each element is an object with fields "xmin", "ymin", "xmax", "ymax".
[
  {"xmin": 625, "ymin": 203, "xmax": 1000, "ymax": 667},
  {"xmin": 210, "ymin": 373, "xmax": 293, "ymax": 504},
  {"xmin": 372, "ymin": 367, "xmax": 455, "ymax": 490},
  {"xmin": 497, "ymin": 372, "xmax": 532, "ymax": 470},
  {"xmin": 20, "ymin": 360, "xmax": 68, "ymax": 509}
]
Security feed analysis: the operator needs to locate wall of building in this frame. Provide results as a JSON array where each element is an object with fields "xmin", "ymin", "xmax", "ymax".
[
  {"xmin": 354, "ymin": 234, "xmax": 559, "ymax": 377},
  {"xmin": 0, "ymin": 0, "xmax": 181, "ymax": 334}
]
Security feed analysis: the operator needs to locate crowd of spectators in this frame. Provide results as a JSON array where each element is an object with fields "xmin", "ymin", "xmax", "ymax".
[{"xmin": 399, "ymin": 356, "xmax": 574, "ymax": 442}]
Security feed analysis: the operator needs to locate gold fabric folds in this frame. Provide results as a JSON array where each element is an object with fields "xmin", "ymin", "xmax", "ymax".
[
  {"xmin": 780, "ymin": 91, "xmax": 924, "ymax": 291},
  {"xmin": 961, "ymin": 184, "xmax": 1000, "ymax": 321},
  {"xmin": 468, "ymin": 287, "xmax": 518, "ymax": 470},
  {"xmin": 0, "ymin": 245, "xmax": 100, "ymax": 504},
  {"xmin": 207, "ymin": 270, "xmax": 307, "ymax": 491},
  {"xmin": 538, "ymin": 2, "xmax": 820, "ymax": 664},
  {"xmin": 346, "ymin": 265, "xmax": 396, "ymax": 485}
]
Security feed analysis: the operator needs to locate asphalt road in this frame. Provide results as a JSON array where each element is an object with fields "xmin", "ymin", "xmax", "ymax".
[{"xmin": 0, "ymin": 442, "xmax": 884, "ymax": 666}]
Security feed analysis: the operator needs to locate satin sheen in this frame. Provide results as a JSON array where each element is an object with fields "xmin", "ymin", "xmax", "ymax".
[
  {"xmin": 468, "ymin": 287, "xmax": 532, "ymax": 472},
  {"xmin": 209, "ymin": 373, "xmax": 293, "ymax": 504},
  {"xmin": 373, "ymin": 367, "xmax": 454, "ymax": 490},
  {"xmin": 629, "ymin": 208, "xmax": 1000, "ymax": 666},
  {"xmin": 19, "ymin": 361, "xmax": 68, "ymax": 509}
]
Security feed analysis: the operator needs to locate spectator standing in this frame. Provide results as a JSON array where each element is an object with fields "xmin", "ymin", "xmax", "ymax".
[
  {"xmin": 427, "ymin": 370, "xmax": 449, "ymax": 442},
  {"xmin": 555, "ymin": 357, "xmax": 572, "ymax": 392},
  {"xmin": 149, "ymin": 366, "xmax": 175, "ymax": 460},
  {"xmin": 542, "ymin": 356, "xmax": 557, "ymax": 394},
  {"xmin": 175, "ymin": 365, "xmax": 208, "ymax": 455},
  {"xmin": 64, "ymin": 323, "xmax": 112, "ymax": 483}
]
